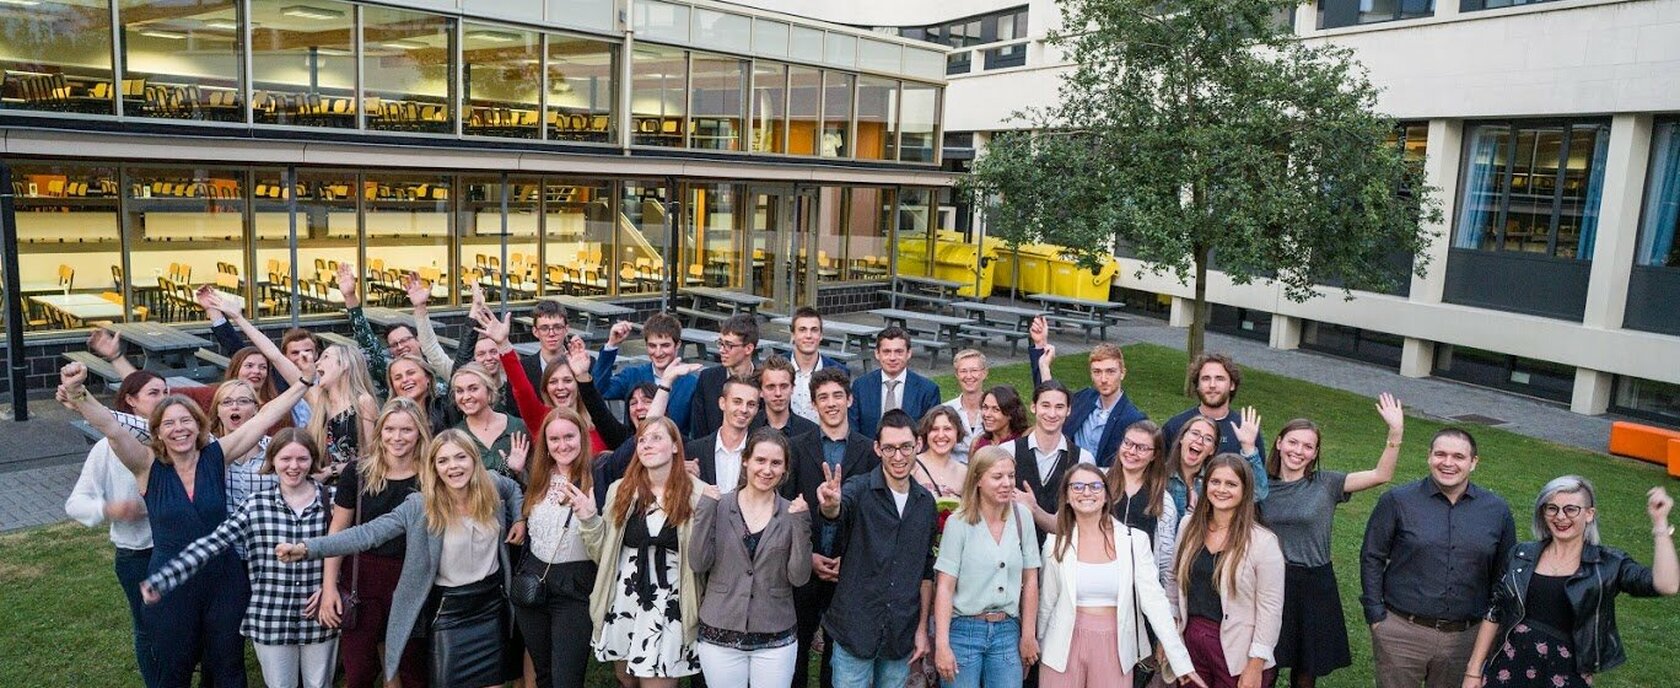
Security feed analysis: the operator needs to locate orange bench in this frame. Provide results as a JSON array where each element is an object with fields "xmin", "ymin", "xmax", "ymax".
[
  {"xmin": 1669, "ymin": 439, "xmax": 1680, "ymax": 479},
  {"xmin": 1608, "ymin": 421, "xmax": 1680, "ymax": 468}
]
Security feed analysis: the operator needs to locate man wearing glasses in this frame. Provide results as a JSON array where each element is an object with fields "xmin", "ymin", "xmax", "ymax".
[
  {"xmin": 518, "ymin": 298, "xmax": 572, "ymax": 391},
  {"xmin": 1361, "ymin": 427, "xmax": 1515, "ymax": 688},
  {"xmin": 1006, "ymin": 380, "xmax": 1093, "ymax": 534},
  {"xmin": 690, "ymin": 313, "xmax": 759, "ymax": 437}
]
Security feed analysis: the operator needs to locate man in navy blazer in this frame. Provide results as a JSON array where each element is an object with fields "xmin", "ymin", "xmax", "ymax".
[
  {"xmin": 849, "ymin": 326, "xmax": 942, "ymax": 438},
  {"xmin": 1027, "ymin": 316, "xmax": 1147, "ymax": 468}
]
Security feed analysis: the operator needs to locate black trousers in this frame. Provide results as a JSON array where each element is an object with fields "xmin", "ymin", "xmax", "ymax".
[
  {"xmin": 511, "ymin": 560, "xmax": 597, "ymax": 688},
  {"xmin": 792, "ymin": 578, "xmax": 837, "ymax": 688}
]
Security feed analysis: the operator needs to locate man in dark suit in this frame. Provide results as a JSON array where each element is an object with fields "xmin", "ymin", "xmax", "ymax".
[
  {"xmin": 783, "ymin": 366, "xmax": 877, "ymax": 688},
  {"xmin": 788, "ymin": 306, "xmax": 849, "ymax": 424},
  {"xmin": 689, "ymin": 313, "xmax": 759, "ymax": 438},
  {"xmin": 848, "ymin": 326, "xmax": 941, "ymax": 438},
  {"xmin": 751, "ymin": 354, "xmax": 820, "ymax": 439},
  {"xmin": 1027, "ymin": 315, "xmax": 1148, "ymax": 468},
  {"xmin": 518, "ymin": 298, "xmax": 572, "ymax": 392},
  {"xmin": 683, "ymin": 375, "xmax": 760, "ymax": 491}
]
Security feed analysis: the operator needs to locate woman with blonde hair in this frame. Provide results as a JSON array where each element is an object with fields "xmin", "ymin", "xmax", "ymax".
[
  {"xmin": 302, "ymin": 344, "xmax": 379, "ymax": 481},
  {"xmin": 1165, "ymin": 455, "xmax": 1284, "ymax": 688},
  {"xmin": 583, "ymin": 417, "xmax": 707, "ymax": 686},
  {"xmin": 316, "ymin": 396, "xmax": 431, "ymax": 688},
  {"xmin": 208, "ymin": 380, "xmax": 279, "ymax": 532},
  {"xmin": 514, "ymin": 406, "xmax": 601, "ymax": 688},
  {"xmin": 1165, "ymin": 416, "xmax": 1221, "ymax": 513},
  {"xmin": 279, "ymin": 428, "xmax": 525, "ymax": 687},
  {"xmin": 932, "ymin": 445, "xmax": 1042, "ymax": 688},
  {"xmin": 1040, "ymin": 463, "xmax": 1201, "ymax": 688},
  {"xmin": 389, "ymin": 353, "xmax": 453, "ymax": 434},
  {"xmin": 450, "ymin": 362, "xmax": 528, "ymax": 482}
]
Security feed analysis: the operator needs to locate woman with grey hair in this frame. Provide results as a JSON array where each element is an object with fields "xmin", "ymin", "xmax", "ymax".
[{"xmin": 1461, "ymin": 477, "xmax": 1677, "ymax": 687}]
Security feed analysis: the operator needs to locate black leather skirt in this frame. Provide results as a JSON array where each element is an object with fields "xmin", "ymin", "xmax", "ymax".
[{"xmin": 428, "ymin": 575, "xmax": 513, "ymax": 687}]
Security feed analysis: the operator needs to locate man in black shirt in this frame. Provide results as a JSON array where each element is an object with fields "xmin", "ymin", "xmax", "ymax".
[{"xmin": 1360, "ymin": 427, "xmax": 1516, "ymax": 688}]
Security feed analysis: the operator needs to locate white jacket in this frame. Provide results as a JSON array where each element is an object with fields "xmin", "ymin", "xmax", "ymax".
[{"xmin": 1036, "ymin": 518, "xmax": 1193, "ymax": 677}]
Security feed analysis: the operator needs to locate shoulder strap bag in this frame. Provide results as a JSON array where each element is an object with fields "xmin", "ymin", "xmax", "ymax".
[{"xmin": 336, "ymin": 485, "xmax": 363, "ymax": 630}]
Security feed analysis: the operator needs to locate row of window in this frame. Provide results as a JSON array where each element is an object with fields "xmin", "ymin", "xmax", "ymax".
[
  {"xmin": 1317, "ymin": 0, "xmax": 1565, "ymax": 29},
  {"xmin": 0, "ymin": 0, "xmax": 941, "ymax": 163},
  {"xmin": 3, "ymin": 160, "xmax": 943, "ymax": 334},
  {"xmin": 887, "ymin": 6, "xmax": 1030, "ymax": 75}
]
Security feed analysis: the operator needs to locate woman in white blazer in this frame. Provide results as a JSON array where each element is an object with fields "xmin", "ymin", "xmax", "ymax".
[{"xmin": 1038, "ymin": 463, "xmax": 1203, "ymax": 688}]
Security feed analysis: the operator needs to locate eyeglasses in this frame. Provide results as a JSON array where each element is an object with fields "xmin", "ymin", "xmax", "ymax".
[
  {"xmin": 1542, "ymin": 504, "xmax": 1585, "ymax": 519},
  {"xmin": 388, "ymin": 334, "xmax": 416, "ymax": 348},
  {"xmin": 1120, "ymin": 440, "xmax": 1154, "ymax": 454},
  {"xmin": 718, "ymin": 339, "xmax": 745, "ymax": 351},
  {"xmin": 879, "ymin": 443, "xmax": 917, "ymax": 456},
  {"xmin": 1185, "ymin": 430, "xmax": 1216, "ymax": 445},
  {"xmin": 219, "ymin": 398, "xmax": 258, "ymax": 408},
  {"xmin": 1068, "ymin": 481, "xmax": 1106, "ymax": 494},
  {"xmin": 534, "ymin": 324, "xmax": 565, "ymax": 334}
]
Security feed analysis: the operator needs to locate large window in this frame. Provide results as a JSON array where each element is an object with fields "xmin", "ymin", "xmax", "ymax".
[
  {"xmin": 899, "ymin": 82, "xmax": 939, "ymax": 163},
  {"xmin": 856, "ymin": 77, "xmax": 897, "ymax": 161},
  {"xmin": 817, "ymin": 187, "xmax": 894, "ymax": 282},
  {"xmin": 1317, "ymin": 0, "xmax": 1433, "ymax": 29},
  {"xmin": 463, "ymin": 24, "xmax": 541, "ymax": 139},
  {"xmin": 686, "ymin": 183, "xmax": 744, "ymax": 287},
  {"xmin": 250, "ymin": 0, "xmax": 355, "ymax": 128},
  {"xmin": 364, "ymin": 172, "xmax": 452, "ymax": 305},
  {"xmin": 362, "ymin": 5, "xmax": 454, "ymax": 134},
  {"xmin": 1637, "ymin": 121, "xmax": 1680, "ymax": 269},
  {"xmin": 546, "ymin": 179, "xmax": 618, "ymax": 296},
  {"xmin": 787, "ymin": 66, "xmax": 821, "ymax": 156},
  {"xmin": 750, "ymin": 62, "xmax": 787, "ymax": 154},
  {"xmin": 1464, "ymin": 0, "xmax": 1562, "ymax": 9},
  {"xmin": 124, "ymin": 166, "xmax": 247, "ymax": 324},
  {"xmin": 689, "ymin": 54, "xmax": 746, "ymax": 151},
  {"xmin": 254, "ymin": 170, "xmax": 357, "ymax": 317},
  {"xmin": 120, "ymin": 0, "xmax": 245, "ymax": 122},
  {"xmin": 631, "ymin": 44, "xmax": 686, "ymax": 147},
  {"xmin": 900, "ymin": 6, "xmax": 1028, "ymax": 73},
  {"xmin": 1612, "ymin": 376, "xmax": 1680, "ymax": 428},
  {"xmin": 620, "ymin": 181, "xmax": 671, "ymax": 296},
  {"xmin": 821, "ymin": 71, "xmax": 853, "ymax": 158},
  {"xmin": 1454, "ymin": 121, "xmax": 1609, "ymax": 260},
  {"xmin": 0, "ymin": 0, "xmax": 115, "ymax": 115},
  {"xmin": 548, "ymin": 34, "xmax": 616, "ymax": 143},
  {"xmin": 460, "ymin": 176, "xmax": 540, "ymax": 304},
  {"xmin": 10, "ymin": 162, "xmax": 123, "ymax": 332}
]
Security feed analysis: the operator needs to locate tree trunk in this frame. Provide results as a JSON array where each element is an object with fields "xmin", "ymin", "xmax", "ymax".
[{"xmin": 1188, "ymin": 243, "xmax": 1209, "ymax": 359}]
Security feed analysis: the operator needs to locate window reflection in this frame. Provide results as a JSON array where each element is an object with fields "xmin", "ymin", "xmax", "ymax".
[
  {"xmin": 750, "ymin": 62, "xmax": 787, "ymax": 154},
  {"xmin": 619, "ymin": 181, "xmax": 671, "ymax": 296},
  {"xmin": 691, "ymin": 53, "xmax": 745, "ymax": 151},
  {"xmin": 460, "ymin": 176, "xmax": 541, "ymax": 303},
  {"xmin": 787, "ymin": 66, "xmax": 820, "ymax": 156},
  {"xmin": 632, "ymin": 45, "xmax": 686, "ymax": 147},
  {"xmin": 10, "ymin": 162, "xmax": 123, "ymax": 332},
  {"xmin": 545, "ymin": 179, "xmax": 618, "ymax": 296},
  {"xmin": 686, "ymin": 183, "xmax": 743, "ymax": 287},
  {"xmin": 125, "ymin": 166, "xmax": 247, "ymax": 324},
  {"xmin": 822, "ymin": 71, "xmax": 853, "ymax": 158},
  {"xmin": 899, "ymin": 82, "xmax": 938, "ymax": 163},
  {"xmin": 548, "ymin": 34, "xmax": 615, "ymax": 143},
  {"xmin": 363, "ymin": 5, "xmax": 454, "ymax": 134},
  {"xmin": 1455, "ymin": 121, "xmax": 1608, "ymax": 260},
  {"xmin": 253, "ymin": 170, "xmax": 357, "ymax": 317},
  {"xmin": 1636, "ymin": 122, "xmax": 1680, "ymax": 269},
  {"xmin": 856, "ymin": 76, "xmax": 897, "ymax": 161},
  {"xmin": 0, "ymin": 0, "xmax": 115, "ymax": 115},
  {"xmin": 120, "ymin": 0, "xmax": 244, "ymax": 122},
  {"xmin": 463, "ymin": 25, "xmax": 540, "ymax": 139},
  {"xmin": 250, "ymin": 0, "xmax": 355, "ymax": 128}
]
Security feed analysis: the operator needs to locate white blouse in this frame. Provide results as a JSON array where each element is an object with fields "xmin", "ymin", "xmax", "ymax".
[{"xmin": 437, "ymin": 517, "xmax": 500, "ymax": 587}]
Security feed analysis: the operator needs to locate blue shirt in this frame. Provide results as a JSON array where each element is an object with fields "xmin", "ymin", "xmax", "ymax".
[{"xmin": 1073, "ymin": 395, "xmax": 1117, "ymax": 457}]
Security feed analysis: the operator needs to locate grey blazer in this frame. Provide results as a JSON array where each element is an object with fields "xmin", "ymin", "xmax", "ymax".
[
  {"xmin": 688, "ymin": 492, "xmax": 813, "ymax": 634},
  {"xmin": 304, "ymin": 473, "xmax": 522, "ymax": 681}
]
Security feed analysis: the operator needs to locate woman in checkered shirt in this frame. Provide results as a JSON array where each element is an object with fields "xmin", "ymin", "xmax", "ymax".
[{"xmin": 141, "ymin": 428, "xmax": 339, "ymax": 688}]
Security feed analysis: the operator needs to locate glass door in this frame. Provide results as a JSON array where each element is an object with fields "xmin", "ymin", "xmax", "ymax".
[{"xmin": 746, "ymin": 184, "xmax": 813, "ymax": 313}]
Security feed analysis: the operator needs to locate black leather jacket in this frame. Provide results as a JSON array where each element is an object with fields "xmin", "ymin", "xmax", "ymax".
[{"xmin": 1484, "ymin": 541, "xmax": 1662, "ymax": 675}]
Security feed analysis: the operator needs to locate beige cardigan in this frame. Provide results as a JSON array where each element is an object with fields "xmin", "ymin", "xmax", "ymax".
[
  {"xmin": 1037, "ymin": 518, "xmax": 1194, "ymax": 677},
  {"xmin": 1163, "ymin": 523, "xmax": 1286, "ymax": 679},
  {"xmin": 580, "ymin": 480, "xmax": 705, "ymax": 646}
]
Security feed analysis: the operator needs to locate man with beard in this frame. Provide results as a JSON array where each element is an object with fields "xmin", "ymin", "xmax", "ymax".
[
  {"xmin": 1027, "ymin": 316, "xmax": 1147, "ymax": 469},
  {"xmin": 684, "ymin": 375, "xmax": 762, "ymax": 492},
  {"xmin": 1163, "ymin": 352, "xmax": 1268, "ymax": 499}
]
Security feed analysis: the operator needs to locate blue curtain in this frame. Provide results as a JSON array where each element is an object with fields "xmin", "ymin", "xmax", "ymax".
[
  {"xmin": 1636, "ymin": 123, "xmax": 1680, "ymax": 267},
  {"xmin": 1455, "ymin": 125, "xmax": 1503, "ymax": 249},
  {"xmin": 1575, "ymin": 125, "xmax": 1612, "ymax": 260}
]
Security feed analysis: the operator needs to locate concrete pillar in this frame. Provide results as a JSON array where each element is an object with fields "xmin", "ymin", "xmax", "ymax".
[
  {"xmin": 1411, "ymin": 119, "xmax": 1462, "ymax": 304},
  {"xmin": 1581, "ymin": 114, "xmax": 1653, "ymax": 331},
  {"xmin": 1169, "ymin": 295, "xmax": 1195, "ymax": 328},
  {"xmin": 1270, "ymin": 314, "xmax": 1301, "ymax": 350},
  {"xmin": 1571, "ymin": 368, "xmax": 1614, "ymax": 416},
  {"xmin": 1401, "ymin": 338, "xmax": 1436, "ymax": 378}
]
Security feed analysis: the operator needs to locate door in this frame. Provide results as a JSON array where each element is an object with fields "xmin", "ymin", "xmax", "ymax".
[{"xmin": 746, "ymin": 184, "xmax": 815, "ymax": 313}]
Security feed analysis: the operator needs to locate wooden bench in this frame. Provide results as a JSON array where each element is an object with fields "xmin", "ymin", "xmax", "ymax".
[
  {"xmin": 63, "ymin": 351, "xmax": 123, "ymax": 391},
  {"xmin": 875, "ymin": 289, "xmax": 952, "ymax": 313},
  {"xmin": 909, "ymin": 337, "xmax": 956, "ymax": 366},
  {"xmin": 1040, "ymin": 311, "xmax": 1106, "ymax": 342},
  {"xmin": 675, "ymin": 306, "xmax": 730, "ymax": 329},
  {"xmin": 195, "ymin": 347, "xmax": 231, "ymax": 370},
  {"xmin": 955, "ymin": 324, "xmax": 1030, "ymax": 356},
  {"xmin": 1608, "ymin": 421, "xmax": 1680, "ymax": 467}
]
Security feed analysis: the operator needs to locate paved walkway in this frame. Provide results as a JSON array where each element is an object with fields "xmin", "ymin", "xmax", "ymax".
[{"xmin": 0, "ymin": 303, "xmax": 1620, "ymax": 533}]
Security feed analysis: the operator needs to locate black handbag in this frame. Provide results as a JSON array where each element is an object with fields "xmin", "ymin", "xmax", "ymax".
[
  {"xmin": 509, "ymin": 510, "xmax": 570, "ymax": 608},
  {"xmin": 338, "ymin": 485, "xmax": 364, "ymax": 630}
]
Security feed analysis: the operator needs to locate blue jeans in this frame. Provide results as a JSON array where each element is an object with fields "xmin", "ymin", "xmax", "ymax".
[
  {"xmin": 831, "ymin": 641, "xmax": 912, "ymax": 688},
  {"xmin": 115, "ymin": 547, "xmax": 162, "ymax": 688},
  {"xmin": 942, "ymin": 615, "xmax": 1022, "ymax": 688}
]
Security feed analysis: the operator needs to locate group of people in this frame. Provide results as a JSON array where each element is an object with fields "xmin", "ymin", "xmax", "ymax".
[{"xmin": 60, "ymin": 264, "xmax": 1678, "ymax": 688}]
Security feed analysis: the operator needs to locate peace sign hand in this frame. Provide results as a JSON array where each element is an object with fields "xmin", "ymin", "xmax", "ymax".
[
  {"xmin": 817, "ymin": 462, "xmax": 844, "ymax": 515},
  {"xmin": 563, "ymin": 481, "xmax": 598, "ymax": 521}
]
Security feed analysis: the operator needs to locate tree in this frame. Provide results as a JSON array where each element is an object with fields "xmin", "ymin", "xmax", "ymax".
[{"xmin": 970, "ymin": 0, "xmax": 1443, "ymax": 356}]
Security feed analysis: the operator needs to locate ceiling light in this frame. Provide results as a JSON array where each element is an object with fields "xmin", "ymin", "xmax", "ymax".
[
  {"xmin": 314, "ymin": 47, "xmax": 351, "ymax": 56},
  {"xmin": 140, "ymin": 29, "xmax": 188, "ymax": 40},
  {"xmin": 280, "ymin": 5, "xmax": 344, "ymax": 20},
  {"xmin": 205, "ymin": 19, "xmax": 239, "ymax": 30},
  {"xmin": 466, "ymin": 29, "xmax": 521, "ymax": 43},
  {"xmin": 381, "ymin": 40, "xmax": 425, "ymax": 50},
  {"xmin": 0, "ymin": 0, "xmax": 42, "ymax": 7}
]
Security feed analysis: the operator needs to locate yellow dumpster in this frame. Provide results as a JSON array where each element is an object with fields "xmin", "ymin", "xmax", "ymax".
[
  {"xmin": 931, "ymin": 241, "xmax": 1000, "ymax": 297},
  {"xmin": 895, "ymin": 233, "xmax": 935, "ymax": 278},
  {"xmin": 995, "ymin": 243, "xmax": 1057, "ymax": 294},
  {"xmin": 1046, "ymin": 251, "xmax": 1118, "ymax": 300}
]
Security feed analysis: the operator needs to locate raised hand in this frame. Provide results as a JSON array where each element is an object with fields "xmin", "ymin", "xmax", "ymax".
[
  {"xmin": 469, "ymin": 282, "xmax": 487, "ymax": 312},
  {"xmin": 504, "ymin": 432, "xmax": 530, "ymax": 476},
  {"xmin": 403, "ymin": 272, "xmax": 430, "ymax": 308},
  {"xmin": 60, "ymin": 361, "xmax": 89, "ymax": 396},
  {"xmin": 661, "ymin": 361, "xmax": 704, "ymax": 385},
  {"xmin": 1235, "ymin": 406, "xmax": 1262, "ymax": 452},
  {"xmin": 817, "ymin": 462, "xmax": 844, "ymax": 513},
  {"xmin": 201, "ymin": 285, "xmax": 242, "ymax": 320},
  {"xmin": 1029, "ymin": 314, "xmax": 1049, "ymax": 348},
  {"xmin": 275, "ymin": 542, "xmax": 307, "ymax": 563},
  {"xmin": 88, "ymin": 329, "xmax": 124, "ymax": 362},
  {"xmin": 606, "ymin": 320, "xmax": 633, "ymax": 347},
  {"xmin": 1376, "ymin": 392, "xmax": 1404, "ymax": 435},
  {"xmin": 564, "ymin": 336, "xmax": 592, "ymax": 376},
  {"xmin": 562, "ymin": 481, "xmax": 598, "ymax": 521},
  {"xmin": 1650, "ymin": 487, "xmax": 1673, "ymax": 525},
  {"xmin": 193, "ymin": 284, "xmax": 223, "ymax": 315},
  {"xmin": 472, "ymin": 308, "xmax": 512, "ymax": 347},
  {"xmin": 1037, "ymin": 343, "xmax": 1056, "ymax": 380},
  {"xmin": 335, "ymin": 262, "xmax": 358, "ymax": 305},
  {"xmin": 787, "ymin": 495, "xmax": 809, "ymax": 514}
]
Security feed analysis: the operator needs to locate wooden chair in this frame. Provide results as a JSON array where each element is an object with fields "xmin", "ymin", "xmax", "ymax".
[{"xmin": 57, "ymin": 264, "xmax": 74, "ymax": 291}]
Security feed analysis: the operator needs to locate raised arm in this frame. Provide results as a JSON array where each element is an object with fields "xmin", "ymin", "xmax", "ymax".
[
  {"xmin": 646, "ymin": 362, "xmax": 706, "ymax": 421},
  {"xmin": 1644, "ymin": 487, "xmax": 1677, "ymax": 596},
  {"xmin": 406, "ymin": 273, "xmax": 453, "ymax": 380},
  {"xmin": 283, "ymin": 495, "xmax": 414, "ymax": 562},
  {"xmin": 58, "ymin": 363, "xmax": 153, "ymax": 478},
  {"xmin": 193, "ymin": 282, "xmax": 250, "ymax": 356},
  {"xmin": 218, "ymin": 379, "xmax": 309, "ymax": 461},
  {"xmin": 1027, "ymin": 315, "xmax": 1051, "ymax": 387},
  {"xmin": 339, "ymin": 262, "xmax": 390, "ymax": 397},
  {"xmin": 219, "ymin": 288, "xmax": 304, "ymax": 386},
  {"xmin": 87, "ymin": 330, "xmax": 139, "ymax": 379},
  {"xmin": 1345, "ymin": 393, "xmax": 1405, "ymax": 494}
]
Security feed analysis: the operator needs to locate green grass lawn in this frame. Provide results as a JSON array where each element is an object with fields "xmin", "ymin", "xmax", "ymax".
[{"xmin": 4, "ymin": 341, "xmax": 1674, "ymax": 687}]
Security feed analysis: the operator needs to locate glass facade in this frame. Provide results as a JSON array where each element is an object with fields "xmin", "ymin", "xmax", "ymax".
[
  {"xmin": 1318, "ymin": 0, "xmax": 1434, "ymax": 29},
  {"xmin": 1637, "ymin": 121, "xmax": 1680, "ymax": 268},
  {"xmin": 1464, "ymin": 0, "xmax": 1563, "ymax": 9},
  {"xmin": 1612, "ymin": 376, "xmax": 1680, "ymax": 427},
  {"xmin": 1454, "ymin": 120, "xmax": 1609, "ymax": 260},
  {"xmin": 896, "ymin": 5, "xmax": 1028, "ymax": 75},
  {"xmin": 0, "ymin": 2, "xmax": 940, "ymax": 162}
]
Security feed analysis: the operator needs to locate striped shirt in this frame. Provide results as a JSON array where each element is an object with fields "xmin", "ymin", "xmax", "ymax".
[{"xmin": 145, "ymin": 483, "xmax": 338, "ymax": 646}]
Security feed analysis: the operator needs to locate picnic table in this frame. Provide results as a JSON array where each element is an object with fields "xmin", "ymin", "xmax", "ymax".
[
  {"xmin": 515, "ymin": 296, "xmax": 635, "ymax": 344},
  {"xmin": 679, "ymin": 328, "xmax": 721, "ymax": 362},
  {"xmin": 948, "ymin": 301, "xmax": 1042, "ymax": 355},
  {"xmin": 868, "ymin": 308, "xmax": 971, "ymax": 365},
  {"xmin": 103, "ymin": 321, "xmax": 215, "ymax": 380},
  {"xmin": 1031, "ymin": 293, "xmax": 1126, "ymax": 341},
  {"xmin": 683, "ymin": 287, "xmax": 771, "ymax": 318},
  {"xmin": 882, "ymin": 274, "xmax": 967, "ymax": 313},
  {"xmin": 30, "ymin": 294, "xmax": 124, "ymax": 327}
]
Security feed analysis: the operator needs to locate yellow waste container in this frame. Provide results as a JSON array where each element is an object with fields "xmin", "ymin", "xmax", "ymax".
[
  {"xmin": 894, "ymin": 233, "xmax": 935, "ymax": 278},
  {"xmin": 931, "ymin": 241, "xmax": 1000, "ymax": 297},
  {"xmin": 1046, "ymin": 251, "xmax": 1118, "ymax": 300},
  {"xmin": 995, "ymin": 243, "xmax": 1058, "ymax": 294}
]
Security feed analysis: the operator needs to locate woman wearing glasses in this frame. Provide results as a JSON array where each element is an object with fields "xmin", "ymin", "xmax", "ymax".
[
  {"xmin": 1040, "ymin": 463, "xmax": 1201, "ymax": 688},
  {"xmin": 1255, "ymin": 394, "xmax": 1404, "ymax": 688},
  {"xmin": 1461, "ymin": 478, "xmax": 1677, "ymax": 688},
  {"xmin": 1165, "ymin": 415, "xmax": 1221, "ymax": 513}
]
